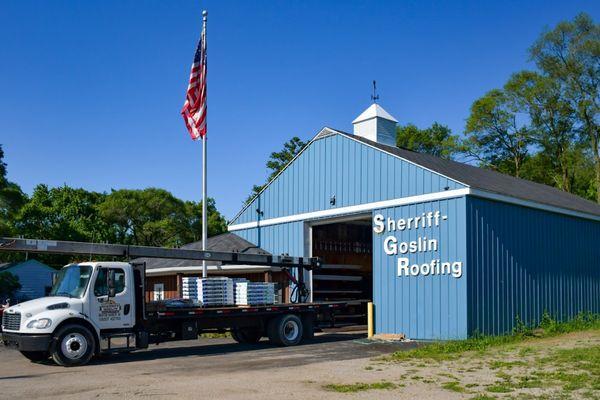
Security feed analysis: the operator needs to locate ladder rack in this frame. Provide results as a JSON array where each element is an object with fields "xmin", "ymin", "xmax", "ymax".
[{"xmin": 0, "ymin": 237, "xmax": 320, "ymax": 270}]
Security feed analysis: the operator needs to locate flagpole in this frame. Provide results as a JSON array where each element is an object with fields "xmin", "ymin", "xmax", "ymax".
[{"xmin": 201, "ymin": 9, "xmax": 208, "ymax": 279}]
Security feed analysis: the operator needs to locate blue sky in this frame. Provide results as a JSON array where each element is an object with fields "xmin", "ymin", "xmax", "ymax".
[{"xmin": 1, "ymin": 0, "xmax": 598, "ymax": 220}]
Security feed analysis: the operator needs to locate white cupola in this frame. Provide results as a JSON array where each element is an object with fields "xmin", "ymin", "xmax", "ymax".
[{"xmin": 352, "ymin": 103, "xmax": 398, "ymax": 147}]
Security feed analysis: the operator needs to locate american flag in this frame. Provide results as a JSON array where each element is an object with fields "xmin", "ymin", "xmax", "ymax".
[{"xmin": 181, "ymin": 27, "xmax": 207, "ymax": 140}]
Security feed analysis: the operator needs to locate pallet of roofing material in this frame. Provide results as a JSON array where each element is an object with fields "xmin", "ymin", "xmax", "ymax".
[
  {"xmin": 197, "ymin": 277, "xmax": 234, "ymax": 306},
  {"xmin": 235, "ymin": 282, "xmax": 276, "ymax": 305}
]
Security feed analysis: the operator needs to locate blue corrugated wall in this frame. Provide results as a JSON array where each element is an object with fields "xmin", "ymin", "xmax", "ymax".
[
  {"xmin": 373, "ymin": 197, "xmax": 468, "ymax": 340},
  {"xmin": 234, "ymin": 222, "xmax": 304, "ymax": 257},
  {"xmin": 231, "ymin": 134, "xmax": 464, "ymax": 226},
  {"xmin": 8, "ymin": 260, "xmax": 55, "ymax": 301},
  {"xmin": 466, "ymin": 196, "xmax": 600, "ymax": 336}
]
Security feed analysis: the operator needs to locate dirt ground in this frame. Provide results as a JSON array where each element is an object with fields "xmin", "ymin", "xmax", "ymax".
[{"xmin": 0, "ymin": 330, "xmax": 598, "ymax": 400}]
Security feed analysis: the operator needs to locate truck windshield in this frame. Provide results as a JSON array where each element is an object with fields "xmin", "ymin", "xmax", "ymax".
[{"xmin": 50, "ymin": 264, "xmax": 93, "ymax": 298}]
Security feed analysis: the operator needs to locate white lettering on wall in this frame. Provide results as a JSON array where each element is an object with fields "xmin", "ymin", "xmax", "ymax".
[{"xmin": 375, "ymin": 210, "xmax": 463, "ymax": 279}]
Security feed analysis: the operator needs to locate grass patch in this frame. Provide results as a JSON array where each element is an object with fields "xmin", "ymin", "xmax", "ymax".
[
  {"xmin": 441, "ymin": 381, "xmax": 467, "ymax": 393},
  {"xmin": 486, "ymin": 382, "xmax": 514, "ymax": 393},
  {"xmin": 323, "ymin": 381, "xmax": 396, "ymax": 393},
  {"xmin": 387, "ymin": 312, "xmax": 600, "ymax": 362},
  {"xmin": 200, "ymin": 332, "xmax": 231, "ymax": 338},
  {"xmin": 470, "ymin": 395, "xmax": 496, "ymax": 400},
  {"xmin": 488, "ymin": 360, "xmax": 527, "ymax": 370}
]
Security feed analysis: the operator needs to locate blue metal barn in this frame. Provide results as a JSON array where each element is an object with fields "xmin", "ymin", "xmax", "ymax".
[{"xmin": 228, "ymin": 104, "xmax": 600, "ymax": 340}]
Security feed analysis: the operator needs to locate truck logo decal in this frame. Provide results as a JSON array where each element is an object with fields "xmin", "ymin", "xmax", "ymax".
[{"xmin": 99, "ymin": 300, "xmax": 122, "ymax": 321}]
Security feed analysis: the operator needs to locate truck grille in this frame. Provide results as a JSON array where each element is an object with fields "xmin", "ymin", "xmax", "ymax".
[{"xmin": 2, "ymin": 312, "xmax": 21, "ymax": 331}]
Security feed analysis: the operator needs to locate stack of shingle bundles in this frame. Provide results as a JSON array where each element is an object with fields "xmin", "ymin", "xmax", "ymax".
[
  {"xmin": 197, "ymin": 277, "xmax": 234, "ymax": 306},
  {"xmin": 234, "ymin": 281, "xmax": 276, "ymax": 305},
  {"xmin": 181, "ymin": 277, "xmax": 201, "ymax": 302}
]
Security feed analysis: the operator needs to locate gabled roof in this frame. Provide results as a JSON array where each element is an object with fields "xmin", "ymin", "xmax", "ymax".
[
  {"xmin": 336, "ymin": 130, "xmax": 600, "ymax": 218},
  {"xmin": 135, "ymin": 232, "xmax": 270, "ymax": 270},
  {"xmin": 231, "ymin": 127, "xmax": 600, "ymax": 225},
  {"xmin": 352, "ymin": 103, "xmax": 398, "ymax": 124},
  {"xmin": 0, "ymin": 259, "xmax": 54, "ymax": 272}
]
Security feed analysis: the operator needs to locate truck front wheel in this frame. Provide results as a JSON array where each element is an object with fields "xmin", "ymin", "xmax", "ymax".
[
  {"xmin": 267, "ymin": 314, "xmax": 303, "ymax": 346},
  {"xmin": 50, "ymin": 324, "xmax": 96, "ymax": 367},
  {"xmin": 20, "ymin": 351, "xmax": 49, "ymax": 362}
]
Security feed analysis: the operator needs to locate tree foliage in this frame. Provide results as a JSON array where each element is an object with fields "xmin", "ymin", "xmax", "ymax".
[
  {"xmin": 0, "ymin": 145, "xmax": 27, "ymax": 237},
  {"xmin": 246, "ymin": 136, "xmax": 307, "ymax": 204},
  {"xmin": 0, "ymin": 271, "xmax": 21, "ymax": 300},
  {"xmin": 98, "ymin": 188, "xmax": 226, "ymax": 247},
  {"xmin": 460, "ymin": 13, "xmax": 599, "ymax": 202},
  {"xmin": 463, "ymin": 88, "xmax": 534, "ymax": 177},
  {"xmin": 530, "ymin": 13, "xmax": 600, "ymax": 202},
  {"xmin": 0, "ymin": 145, "xmax": 228, "ymax": 265},
  {"xmin": 396, "ymin": 122, "xmax": 460, "ymax": 159}
]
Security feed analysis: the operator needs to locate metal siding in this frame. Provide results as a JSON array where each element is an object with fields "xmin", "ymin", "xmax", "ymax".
[
  {"xmin": 235, "ymin": 221, "xmax": 304, "ymax": 257},
  {"xmin": 373, "ymin": 197, "xmax": 468, "ymax": 340},
  {"xmin": 230, "ymin": 134, "xmax": 465, "ymax": 225},
  {"xmin": 8, "ymin": 260, "xmax": 55, "ymax": 300},
  {"xmin": 466, "ymin": 196, "xmax": 600, "ymax": 336}
]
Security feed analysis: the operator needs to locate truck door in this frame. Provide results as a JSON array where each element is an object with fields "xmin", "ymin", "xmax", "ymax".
[{"xmin": 89, "ymin": 266, "xmax": 135, "ymax": 330}]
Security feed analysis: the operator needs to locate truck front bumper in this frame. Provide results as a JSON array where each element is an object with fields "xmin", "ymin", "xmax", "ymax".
[{"xmin": 2, "ymin": 332, "xmax": 52, "ymax": 352}]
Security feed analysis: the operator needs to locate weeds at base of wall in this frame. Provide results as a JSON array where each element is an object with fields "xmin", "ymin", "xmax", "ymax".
[{"xmin": 385, "ymin": 312, "xmax": 600, "ymax": 362}]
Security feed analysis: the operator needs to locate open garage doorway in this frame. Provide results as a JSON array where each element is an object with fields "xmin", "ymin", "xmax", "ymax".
[{"xmin": 310, "ymin": 215, "xmax": 372, "ymax": 326}]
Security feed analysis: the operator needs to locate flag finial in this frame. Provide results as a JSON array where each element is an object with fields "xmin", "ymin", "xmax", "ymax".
[
  {"xmin": 202, "ymin": 10, "xmax": 208, "ymax": 20},
  {"xmin": 371, "ymin": 80, "xmax": 379, "ymax": 103}
]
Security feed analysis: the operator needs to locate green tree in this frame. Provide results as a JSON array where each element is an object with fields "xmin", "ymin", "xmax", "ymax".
[
  {"xmin": 13, "ymin": 184, "xmax": 112, "ymax": 243},
  {"xmin": 463, "ymin": 88, "xmax": 534, "ymax": 177},
  {"xmin": 0, "ymin": 271, "xmax": 21, "ymax": 300},
  {"xmin": 505, "ymin": 71, "xmax": 577, "ymax": 191},
  {"xmin": 530, "ymin": 13, "xmax": 600, "ymax": 201},
  {"xmin": 245, "ymin": 137, "xmax": 307, "ymax": 204},
  {"xmin": 396, "ymin": 122, "xmax": 460, "ymax": 159},
  {"xmin": 0, "ymin": 145, "xmax": 27, "ymax": 236},
  {"xmin": 98, "ymin": 188, "xmax": 226, "ymax": 247}
]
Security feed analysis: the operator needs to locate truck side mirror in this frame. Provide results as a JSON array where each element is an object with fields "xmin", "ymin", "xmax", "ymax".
[{"xmin": 107, "ymin": 269, "xmax": 116, "ymax": 298}]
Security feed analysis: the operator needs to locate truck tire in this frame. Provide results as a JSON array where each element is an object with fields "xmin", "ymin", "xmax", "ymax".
[
  {"xmin": 267, "ymin": 314, "xmax": 303, "ymax": 346},
  {"xmin": 20, "ymin": 351, "xmax": 49, "ymax": 362},
  {"xmin": 50, "ymin": 324, "xmax": 96, "ymax": 367},
  {"xmin": 231, "ymin": 328, "xmax": 262, "ymax": 344}
]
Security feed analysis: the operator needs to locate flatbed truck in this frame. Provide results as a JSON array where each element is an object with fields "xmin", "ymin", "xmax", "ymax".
[{"xmin": 0, "ymin": 238, "xmax": 365, "ymax": 366}]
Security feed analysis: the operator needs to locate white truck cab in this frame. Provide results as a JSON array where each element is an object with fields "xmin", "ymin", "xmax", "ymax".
[{"xmin": 1, "ymin": 262, "xmax": 139, "ymax": 366}]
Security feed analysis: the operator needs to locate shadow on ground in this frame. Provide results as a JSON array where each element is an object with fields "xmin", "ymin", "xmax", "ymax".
[{"xmin": 80, "ymin": 332, "xmax": 416, "ymax": 372}]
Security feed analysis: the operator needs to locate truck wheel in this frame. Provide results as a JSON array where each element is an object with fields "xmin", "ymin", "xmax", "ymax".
[
  {"xmin": 20, "ymin": 351, "xmax": 49, "ymax": 362},
  {"xmin": 50, "ymin": 324, "xmax": 96, "ymax": 367},
  {"xmin": 231, "ymin": 328, "xmax": 262, "ymax": 344},
  {"xmin": 267, "ymin": 314, "xmax": 303, "ymax": 346}
]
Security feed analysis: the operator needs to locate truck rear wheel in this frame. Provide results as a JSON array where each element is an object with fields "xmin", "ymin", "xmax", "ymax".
[
  {"xmin": 50, "ymin": 324, "xmax": 96, "ymax": 367},
  {"xmin": 231, "ymin": 327, "xmax": 262, "ymax": 344},
  {"xmin": 20, "ymin": 351, "xmax": 49, "ymax": 362},
  {"xmin": 267, "ymin": 314, "xmax": 303, "ymax": 346}
]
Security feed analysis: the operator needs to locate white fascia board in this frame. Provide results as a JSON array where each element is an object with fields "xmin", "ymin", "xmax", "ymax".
[
  {"xmin": 228, "ymin": 188, "xmax": 470, "ymax": 231},
  {"xmin": 228, "ymin": 187, "xmax": 600, "ymax": 232},
  {"xmin": 469, "ymin": 189, "xmax": 600, "ymax": 222}
]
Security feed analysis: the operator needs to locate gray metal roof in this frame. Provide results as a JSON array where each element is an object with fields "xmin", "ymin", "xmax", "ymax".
[
  {"xmin": 334, "ymin": 130, "xmax": 600, "ymax": 218},
  {"xmin": 136, "ymin": 232, "xmax": 271, "ymax": 270}
]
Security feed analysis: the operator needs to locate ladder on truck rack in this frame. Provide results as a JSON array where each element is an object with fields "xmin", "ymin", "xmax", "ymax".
[
  {"xmin": 0, "ymin": 237, "xmax": 320, "ymax": 269},
  {"xmin": 0, "ymin": 237, "xmax": 319, "ymax": 303}
]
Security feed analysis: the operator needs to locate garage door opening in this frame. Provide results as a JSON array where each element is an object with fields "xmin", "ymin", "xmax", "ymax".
[{"xmin": 311, "ymin": 216, "xmax": 372, "ymax": 326}]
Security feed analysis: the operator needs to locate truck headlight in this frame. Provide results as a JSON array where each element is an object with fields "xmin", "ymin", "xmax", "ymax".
[{"xmin": 26, "ymin": 318, "xmax": 52, "ymax": 329}]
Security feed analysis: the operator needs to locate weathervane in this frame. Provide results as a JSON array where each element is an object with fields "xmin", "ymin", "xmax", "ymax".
[{"xmin": 371, "ymin": 80, "xmax": 379, "ymax": 103}]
